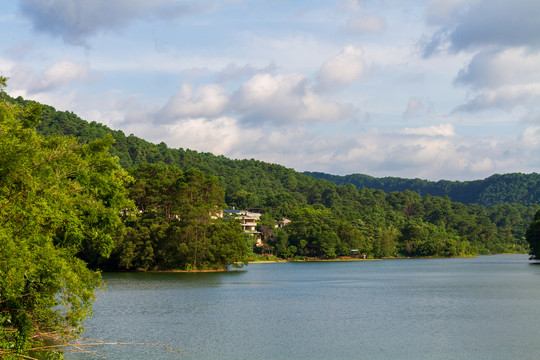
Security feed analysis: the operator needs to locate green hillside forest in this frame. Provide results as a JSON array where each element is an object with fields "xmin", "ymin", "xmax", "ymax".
[
  {"xmin": 2, "ymin": 78, "xmax": 540, "ymax": 358},
  {"xmin": 304, "ymin": 171, "xmax": 540, "ymax": 207},
  {"xmin": 6, "ymin": 92, "xmax": 540, "ymax": 262}
]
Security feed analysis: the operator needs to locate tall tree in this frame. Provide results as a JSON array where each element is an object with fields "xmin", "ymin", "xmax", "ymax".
[{"xmin": 0, "ymin": 77, "xmax": 133, "ymax": 358}]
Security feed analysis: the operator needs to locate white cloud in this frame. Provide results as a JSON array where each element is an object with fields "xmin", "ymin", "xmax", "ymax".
[
  {"xmin": 163, "ymin": 116, "xmax": 264, "ymax": 156},
  {"xmin": 317, "ymin": 45, "xmax": 365, "ymax": 92},
  {"xmin": 157, "ymin": 83, "xmax": 229, "ymax": 122},
  {"xmin": 29, "ymin": 61, "xmax": 92, "ymax": 93},
  {"xmin": 0, "ymin": 57, "xmax": 16, "ymax": 75},
  {"xmin": 233, "ymin": 73, "xmax": 353, "ymax": 124},
  {"xmin": 297, "ymin": 126, "xmax": 538, "ymax": 180},
  {"xmin": 402, "ymin": 124, "xmax": 455, "ymax": 136},
  {"xmin": 520, "ymin": 126, "xmax": 540, "ymax": 148},
  {"xmin": 455, "ymin": 48, "xmax": 540, "ymax": 89},
  {"xmin": 0, "ymin": 60, "xmax": 95, "ymax": 99},
  {"xmin": 455, "ymin": 84, "xmax": 540, "ymax": 112}
]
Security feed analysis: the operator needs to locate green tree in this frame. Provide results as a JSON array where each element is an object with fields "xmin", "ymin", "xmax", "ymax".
[
  {"xmin": 0, "ymin": 78, "xmax": 133, "ymax": 358},
  {"xmin": 118, "ymin": 164, "xmax": 247, "ymax": 270}
]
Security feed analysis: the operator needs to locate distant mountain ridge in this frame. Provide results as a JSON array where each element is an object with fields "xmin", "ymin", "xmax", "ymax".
[{"xmin": 304, "ymin": 171, "xmax": 540, "ymax": 207}]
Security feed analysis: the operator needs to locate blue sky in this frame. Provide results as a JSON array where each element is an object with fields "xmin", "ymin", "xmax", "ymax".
[{"xmin": 2, "ymin": 0, "xmax": 540, "ymax": 180}]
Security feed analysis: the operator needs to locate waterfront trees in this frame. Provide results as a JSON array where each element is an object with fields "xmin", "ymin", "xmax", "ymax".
[
  {"xmin": 111, "ymin": 164, "xmax": 248, "ymax": 270},
  {"xmin": 0, "ymin": 78, "xmax": 133, "ymax": 358}
]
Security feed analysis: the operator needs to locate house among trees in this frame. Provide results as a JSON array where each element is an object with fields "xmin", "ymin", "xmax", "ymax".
[{"xmin": 222, "ymin": 209, "xmax": 263, "ymax": 245}]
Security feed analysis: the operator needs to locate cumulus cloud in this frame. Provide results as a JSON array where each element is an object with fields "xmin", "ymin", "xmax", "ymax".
[
  {"xmin": 29, "ymin": 61, "xmax": 92, "ymax": 93},
  {"xmin": 455, "ymin": 84, "xmax": 540, "ymax": 112},
  {"xmin": 455, "ymin": 48, "xmax": 540, "ymax": 89},
  {"xmin": 1, "ymin": 60, "xmax": 95, "ymax": 96},
  {"xmin": 304, "ymin": 126, "xmax": 539, "ymax": 180},
  {"xmin": 520, "ymin": 126, "xmax": 540, "ymax": 148},
  {"xmin": 317, "ymin": 46, "xmax": 365, "ymax": 92},
  {"xmin": 233, "ymin": 73, "xmax": 353, "ymax": 124},
  {"xmin": 163, "ymin": 117, "xmax": 264, "ymax": 156},
  {"xmin": 157, "ymin": 83, "xmax": 229, "ymax": 122},
  {"xmin": 18, "ymin": 0, "xmax": 207, "ymax": 45},
  {"xmin": 453, "ymin": 47, "xmax": 540, "ymax": 113},
  {"xmin": 423, "ymin": 0, "xmax": 540, "ymax": 55},
  {"xmin": 151, "ymin": 69, "xmax": 356, "ymax": 130},
  {"xmin": 422, "ymin": 1, "xmax": 540, "ymax": 115}
]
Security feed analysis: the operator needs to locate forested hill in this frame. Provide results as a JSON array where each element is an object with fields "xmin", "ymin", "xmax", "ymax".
[
  {"xmin": 9, "ymin": 94, "xmax": 539, "ymax": 209},
  {"xmin": 304, "ymin": 172, "xmax": 540, "ymax": 207},
  {"xmin": 6, "ymin": 93, "xmax": 540, "ymax": 259},
  {"xmin": 8, "ymin": 95, "xmax": 314, "ymax": 210}
]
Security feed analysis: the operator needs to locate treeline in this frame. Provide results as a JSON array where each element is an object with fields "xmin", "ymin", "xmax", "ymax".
[
  {"xmin": 260, "ymin": 190, "xmax": 537, "ymax": 259},
  {"xmin": 305, "ymin": 171, "xmax": 540, "ymax": 207}
]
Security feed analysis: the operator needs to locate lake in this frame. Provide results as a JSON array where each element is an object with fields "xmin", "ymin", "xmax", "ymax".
[{"xmin": 69, "ymin": 254, "xmax": 540, "ymax": 360}]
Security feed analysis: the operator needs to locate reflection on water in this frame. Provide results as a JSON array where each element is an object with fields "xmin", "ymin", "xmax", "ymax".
[{"xmin": 69, "ymin": 255, "xmax": 540, "ymax": 360}]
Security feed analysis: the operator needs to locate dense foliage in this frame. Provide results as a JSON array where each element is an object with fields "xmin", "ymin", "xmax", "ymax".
[
  {"xmin": 305, "ymin": 171, "xmax": 540, "ymax": 207},
  {"xmin": 105, "ymin": 164, "xmax": 248, "ymax": 271},
  {"xmin": 261, "ymin": 192, "xmax": 536, "ymax": 259},
  {"xmin": 0, "ymin": 78, "xmax": 133, "ymax": 358}
]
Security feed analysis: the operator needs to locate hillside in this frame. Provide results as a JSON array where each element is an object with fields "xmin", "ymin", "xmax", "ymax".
[
  {"xmin": 5, "ymin": 94, "xmax": 540, "ymax": 259},
  {"xmin": 304, "ymin": 171, "xmax": 540, "ymax": 207},
  {"xmin": 12, "ymin": 92, "xmax": 536, "ymax": 209}
]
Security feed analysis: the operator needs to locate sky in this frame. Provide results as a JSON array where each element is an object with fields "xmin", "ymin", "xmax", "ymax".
[{"xmin": 1, "ymin": 0, "xmax": 540, "ymax": 181}]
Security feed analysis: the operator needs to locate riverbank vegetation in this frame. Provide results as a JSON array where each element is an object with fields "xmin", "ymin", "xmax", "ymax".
[
  {"xmin": 0, "ymin": 77, "xmax": 133, "ymax": 358},
  {"xmin": 2, "ymin": 78, "xmax": 540, "ymax": 358}
]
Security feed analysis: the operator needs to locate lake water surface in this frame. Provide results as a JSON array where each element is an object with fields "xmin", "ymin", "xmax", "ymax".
[{"xmin": 70, "ymin": 254, "xmax": 540, "ymax": 359}]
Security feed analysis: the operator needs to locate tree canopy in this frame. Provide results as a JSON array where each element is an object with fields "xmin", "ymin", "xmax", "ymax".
[
  {"xmin": 107, "ymin": 164, "xmax": 248, "ymax": 271},
  {"xmin": 305, "ymin": 171, "xmax": 540, "ymax": 207},
  {"xmin": 0, "ymin": 78, "xmax": 133, "ymax": 358}
]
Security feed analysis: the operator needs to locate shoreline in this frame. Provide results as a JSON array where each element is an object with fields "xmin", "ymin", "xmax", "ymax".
[
  {"xmin": 130, "ymin": 253, "xmax": 523, "ymax": 272},
  {"xmin": 249, "ymin": 256, "xmax": 380, "ymax": 264}
]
